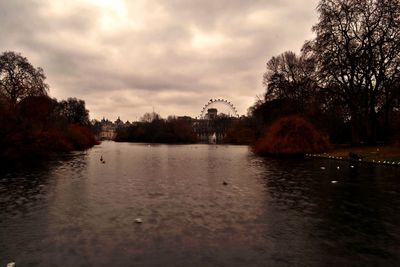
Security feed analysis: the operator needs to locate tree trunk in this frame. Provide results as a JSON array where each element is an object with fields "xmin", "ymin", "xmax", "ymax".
[
  {"xmin": 351, "ymin": 116, "xmax": 361, "ymax": 145},
  {"xmin": 366, "ymin": 112, "xmax": 377, "ymax": 145}
]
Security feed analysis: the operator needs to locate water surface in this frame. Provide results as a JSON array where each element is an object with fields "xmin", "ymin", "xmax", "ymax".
[{"xmin": 1, "ymin": 142, "xmax": 399, "ymax": 266}]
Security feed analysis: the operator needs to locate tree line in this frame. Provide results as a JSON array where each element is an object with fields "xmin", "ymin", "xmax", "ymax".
[
  {"xmin": 0, "ymin": 51, "xmax": 97, "ymax": 161},
  {"xmin": 2, "ymin": 0, "xmax": 399, "ymax": 158},
  {"xmin": 115, "ymin": 112, "xmax": 197, "ymax": 143},
  {"xmin": 250, "ymin": 0, "xmax": 400, "ymax": 146}
]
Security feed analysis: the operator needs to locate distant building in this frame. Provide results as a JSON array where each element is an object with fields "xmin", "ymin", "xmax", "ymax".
[
  {"xmin": 99, "ymin": 121, "xmax": 116, "ymax": 140},
  {"xmin": 97, "ymin": 116, "xmax": 127, "ymax": 140},
  {"xmin": 206, "ymin": 108, "xmax": 218, "ymax": 120},
  {"xmin": 99, "ymin": 126, "xmax": 116, "ymax": 140},
  {"xmin": 114, "ymin": 116, "xmax": 124, "ymax": 127},
  {"xmin": 193, "ymin": 108, "xmax": 236, "ymax": 143}
]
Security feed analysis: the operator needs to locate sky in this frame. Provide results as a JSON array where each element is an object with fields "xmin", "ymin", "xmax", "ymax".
[{"xmin": 0, "ymin": 0, "xmax": 319, "ymax": 121}]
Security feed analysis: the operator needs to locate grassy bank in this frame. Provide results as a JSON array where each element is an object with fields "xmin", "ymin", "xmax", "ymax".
[{"xmin": 308, "ymin": 146, "xmax": 400, "ymax": 165}]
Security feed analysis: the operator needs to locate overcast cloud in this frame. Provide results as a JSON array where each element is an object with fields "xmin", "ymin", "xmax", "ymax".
[{"xmin": 0, "ymin": 0, "xmax": 319, "ymax": 120}]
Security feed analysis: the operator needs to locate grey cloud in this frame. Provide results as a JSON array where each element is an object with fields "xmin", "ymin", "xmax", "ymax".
[{"xmin": 0, "ymin": 0, "xmax": 319, "ymax": 119}]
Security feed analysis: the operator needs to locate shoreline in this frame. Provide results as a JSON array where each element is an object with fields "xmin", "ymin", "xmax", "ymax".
[{"xmin": 306, "ymin": 146, "xmax": 400, "ymax": 167}]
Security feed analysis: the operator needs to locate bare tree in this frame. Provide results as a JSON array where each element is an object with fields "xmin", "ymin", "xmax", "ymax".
[
  {"xmin": 0, "ymin": 51, "xmax": 48, "ymax": 105},
  {"xmin": 263, "ymin": 51, "xmax": 318, "ymax": 113},
  {"xmin": 58, "ymin": 98, "xmax": 90, "ymax": 125},
  {"xmin": 308, "ymin": 0, "xmax": 400, "ymax": 143},
  {"xmin": 141, "ymin": 112, "xmax": 161, "ymax": 123}
]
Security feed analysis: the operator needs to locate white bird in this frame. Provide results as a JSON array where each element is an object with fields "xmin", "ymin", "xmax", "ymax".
[
  {"xmin": 331, "ymin": 181, "xmax": 338, "ymax": 184},
  {"xmin": 350, "ymin": 165, "xmax": 354, "ymax": 168},
  {"xmin": 336, "ymin": 166, "xmax": 340, "ymax": 170},
  {"xmin": 320, "ymin": 167, "xmax": 326, "ymax": 170},
  {"xmin": 134, "ymin": 218, "xmax": 143, "ymax": 224}
]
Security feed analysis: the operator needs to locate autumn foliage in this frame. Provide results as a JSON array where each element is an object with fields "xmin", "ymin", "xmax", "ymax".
[
  {"xmin": 253, "ymin": 115, "xmax": 330, "ymax": 156},
  {"xmin": 0, "ymin": 51, "xmax": 97, "ymax": 161},
  {"xmin": 0, "ymin": 96, "xmax": 98, "ymax": 161}
]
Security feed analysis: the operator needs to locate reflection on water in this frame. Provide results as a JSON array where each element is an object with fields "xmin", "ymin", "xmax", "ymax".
[{"xmin": 1, "ymin": 142, "xmax": 399, "ymax": 266}]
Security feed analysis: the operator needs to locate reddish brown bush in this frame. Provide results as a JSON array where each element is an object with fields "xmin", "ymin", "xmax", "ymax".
[
  {"xmin": 253, "ymin": 115, "xmax": 330, "ymax": 156},
  {"xmin": 39, "ymin": 129, "xmax": 74, "ymax": 152},
  {"xmin": 65, "ymin": 124, "xmax": 98, "ymax": 150}
]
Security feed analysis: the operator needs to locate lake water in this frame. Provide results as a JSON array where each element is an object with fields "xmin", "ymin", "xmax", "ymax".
[{"xmin": 1, "ymin": 142, "xmax": 400, "ymax": 266}]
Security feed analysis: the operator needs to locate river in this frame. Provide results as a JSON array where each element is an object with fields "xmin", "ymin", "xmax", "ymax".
[{"xmin": 1, "ymin": 141, "xmax": 400, "ymax": 266}]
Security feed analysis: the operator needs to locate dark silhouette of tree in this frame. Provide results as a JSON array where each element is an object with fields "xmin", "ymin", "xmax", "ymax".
[
  {"xmin": 115, "ymin": 113, "xmax": 197, "ymax": 143},
  {"xmin": 58, "ymin": 98, "xmax": 90, "ymax": 125},
  {"xmin": 141, "ymin": 112, "xmax": 161, "ymax": 123},
  {"xmin": 259, "ymin": 51, "xmax": 329, "ymax": 135},
  {"xmin": 0, "ymin": 95, "xmax": 97, "ymax": 161},
  {"xmin": 18, "ymin": 96, "xmax": 59, "ymax": 135},
  {"xmin": 0, "ymin": 51, "xmax": 48, "ymax": 105},
  {"xmin": 223, "ymin": 117, "xmax": 256, "ymax": 144},
  {"xmin": 252, "ymin": 0, "xmax": 400, "ymax": 145},
  {"xmin": 90, "ymin": 119, "xmax": 103, "ymax": 136},
  {"xmin": 307, "ymin": 0, "xmax": 400, "ymax": 144},
  {"xmin": 263, "ymin": 51, "xmax": 317, "ymax": 112},
  {"xmin": 0, "ymin": 52, "xmax": 97, "ymax": 161}
]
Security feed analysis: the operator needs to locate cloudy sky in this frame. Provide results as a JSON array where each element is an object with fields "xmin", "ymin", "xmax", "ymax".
[{"xmin": 0, "ymin": 0, "xmax": 319, "ymax": 121}]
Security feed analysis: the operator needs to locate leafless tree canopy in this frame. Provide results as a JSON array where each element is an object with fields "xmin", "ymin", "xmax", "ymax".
[
  {"xmin": 312, "ymin": 0, "xmax": 400, "ymax": 142},
  {"xmin": 0, "ymin": 51, "xmax": 48, "ymax": 105},
  {"xmin": 263, "ymin": 51, "xmax": 317, "ymax": 110},
  {"xmin": 261, "ymin": 0, "xmax": 400, "ymax": 144}
]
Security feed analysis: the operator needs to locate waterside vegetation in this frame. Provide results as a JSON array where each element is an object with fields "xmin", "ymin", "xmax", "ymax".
[
  {"xmin": 313, "ymin": 146, "xmax": 400, "ymax": 163},
  {"xmin": 115, "ymin": 113, "xmax": 197, "ymax": 144},
  {"xmin": 1, "ymin": 1, "xmax": 400, "ymax": 160},
  {"xmin": 250, "ymin": 0, "xmax": 400, "ymax": 156},
  {"xmin": 253, "ymin": 115, "xmax": 330, "ymax": 156},
  {"xmin": 0, "ymin": 51, "xmax": 97, "ymax": 161}
]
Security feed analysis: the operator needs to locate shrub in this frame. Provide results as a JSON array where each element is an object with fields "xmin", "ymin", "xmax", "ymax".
[
  {"xmin": 65, "ymin": 124, "xmax": 98, "ymax": 150},
  {"xmin": 253, "ymin": 115, "xmax": 330, "ymax": 156},
  {"xmin": 224, "ymin": 123, "xmax": 255, "ymax": 145},
  {"xmin": 40, "ymin": 129, "xmax": 74, "ymax": 152}
]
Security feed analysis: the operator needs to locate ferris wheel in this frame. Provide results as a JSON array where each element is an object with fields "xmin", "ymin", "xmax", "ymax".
[{"xmin": 199, "ymin": 98, "xmax": 239, "ymax": 119}]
